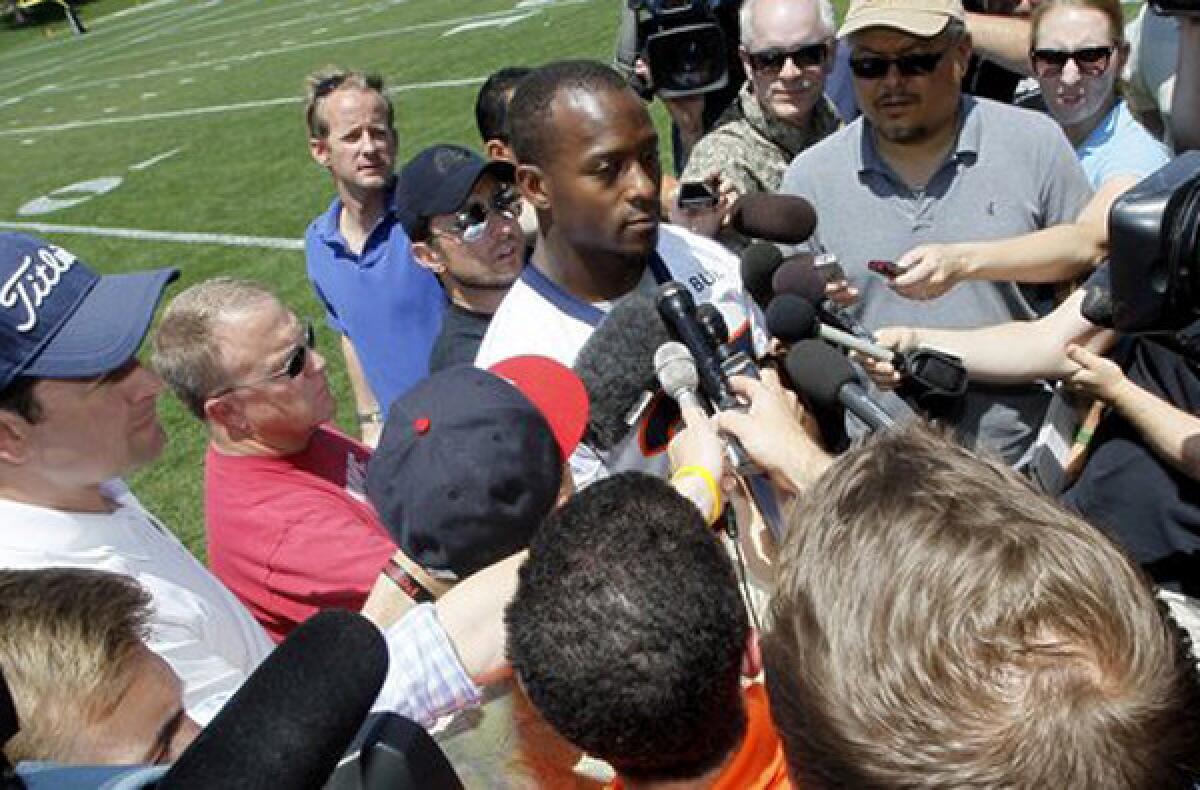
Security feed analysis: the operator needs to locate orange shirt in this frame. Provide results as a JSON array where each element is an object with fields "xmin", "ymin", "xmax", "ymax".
[{"xmin": 607, "ymin": 683, "xmax": 793, "ymax": 789}]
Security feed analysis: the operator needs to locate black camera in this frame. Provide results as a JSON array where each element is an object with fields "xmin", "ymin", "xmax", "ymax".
[
  {"xmin": 627, "ymin": 0, "xmax": 728, "ymax": 99},
  {"xmin": 1150, "ymin": 0, "xmax": 1200, "ymax": 16},
  {"xmin": 1107, "ymin": 152, "xmax": 1200, "ymax": 335}
]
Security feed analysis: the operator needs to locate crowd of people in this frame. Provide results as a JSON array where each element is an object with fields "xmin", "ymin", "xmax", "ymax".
[{"xmin": 2, "ymin": 0, "xmax": 1200, "ymax": 785}]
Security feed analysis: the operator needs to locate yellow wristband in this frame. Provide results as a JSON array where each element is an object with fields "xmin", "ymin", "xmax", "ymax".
[{"xmin": 672, "ymin": 465, "xmax": 722, "ymax": 526}]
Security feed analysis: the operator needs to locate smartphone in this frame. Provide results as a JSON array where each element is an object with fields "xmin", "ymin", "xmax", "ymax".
[
  {"xmin": 868, "ymin": 259, "xmax": 901, "ymax": 278},
  {"xmin": 677, "ymin": 181, "xmax": 718, "ymax": 210}
]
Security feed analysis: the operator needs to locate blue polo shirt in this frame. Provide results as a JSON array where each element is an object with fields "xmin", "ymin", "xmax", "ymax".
[{"xmin": 304, "ymin": 183, "xmax": 446, "ymax": 411}]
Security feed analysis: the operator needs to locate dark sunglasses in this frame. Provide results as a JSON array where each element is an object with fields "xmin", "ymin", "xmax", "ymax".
[
  {"xmin": 1030, "ymin": 45, "xmax": 1115, "ymax": 78},
  {"xmin": 746, "ymin": 42, "xmax": 829, "ymax": 74},
  {"xmin": 848, "ymin": 48, "xmax": 948, "ymax": 79},
  {"xmin": 210, "ymin": 322, "xmax": 315, "ymax": 398},
  {"xmin": 438, "ymin": 184, "xmax": 522, "ymax": 244}
]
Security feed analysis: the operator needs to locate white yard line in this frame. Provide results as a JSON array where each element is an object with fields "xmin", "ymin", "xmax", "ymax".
[
  {"xmin": 0, "ymin": 220, "xmax": 304, "ymax": 251},
  {"xmin": 0, "ymin": 76, "xmax": 484, "ymax": 137}
]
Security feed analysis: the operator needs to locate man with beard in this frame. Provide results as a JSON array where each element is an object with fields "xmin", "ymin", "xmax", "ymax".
[
  {"xmin": 396, "ymin": 145, "xmax": 525, "ymax": 372},
  {"xmin": 474, "ymin": 60, "xmax": 766, "ymax": 486},
  {"xmin": 779, "ymin": 0, "xmax": 1092, "ymax": 465}
]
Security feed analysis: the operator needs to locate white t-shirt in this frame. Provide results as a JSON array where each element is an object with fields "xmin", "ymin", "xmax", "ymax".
[
  {"xmin": 0, "ymin": 481, "xmax": 274, "ymax": 725},
  {"xmin": 476, "ymin": 224, "xmax": 768, "ymax": 486}
]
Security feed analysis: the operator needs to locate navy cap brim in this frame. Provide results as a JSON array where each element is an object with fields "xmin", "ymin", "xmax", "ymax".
[
  {"xmin": 21, "ymin": 267, "xmax": 178, "ymax": 379},
  {"xmin": 423, "ymin": 159, "xmax": 517, "ymax": 218}
]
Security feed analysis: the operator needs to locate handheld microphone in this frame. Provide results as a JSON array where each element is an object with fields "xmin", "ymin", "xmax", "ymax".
[
  {"xmin": 729, "ymin": 193, "xmax": 818, "ymax": 245},
  {"xmin": 161, "ymin": 609, "xmax": 388, "ymax": 790},
  {"xmin": 765, "ymin": 294, "xmax": 898, "ymax": 362},
  {"xmin": 573, "ymin": 289, "xmax": 672, "ymax": 451},
  {"xmin": 656, "ymin": 282, "xmax": 737, "ymax": 410},
  {"xmin": 739, "ymin": 242, "xmax": 783, "ymax": 308},
  {"xmin": 1081, "ymin": 283, "xmax": 1114, "ymax": 328},
  {"xmin": 771, "ymin": 256, "xmax": 876, "ymax": 341},
  {"xmin": 786, "ymin": 339, "xmax": 896, "ymax": 433}
]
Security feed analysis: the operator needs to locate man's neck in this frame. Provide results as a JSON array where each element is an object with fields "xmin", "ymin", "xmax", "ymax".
[
  {"xmin": 1063, "ymin": 96, "xmax": 1118, "ymax": 148},
  {"xmin": 337, "ymin": 184, "xmax": 388, "ymax": 255},
  {"xmin": 448, "ymin": 286, "xmax": 505, "ymax": 316},
  {"xmin": 532, "ymin": 230, "xmax": 646, "ymax": 304},
  {"xmin": 0, "ymin": 477, "xmax": 112, "ymax": 514},
  {"xmin": 872, "ymin": 114, "xmax": 960, "ymax": 191},
  {"xmin": 209, "ymin": 428, "xmax": 309, "ymax": 460}
]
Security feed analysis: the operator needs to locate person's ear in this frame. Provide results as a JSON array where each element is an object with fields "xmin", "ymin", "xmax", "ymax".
[
  {"xmin": 411, "ymin": 241, "xmax": 446, "ymax": 275},
  {"xmin": 950, "ymin": 32, "xmax": 973, "ymax": 80},
  {"xmin": 205, "ymin": 395, "xmax": 253, "ymax": 441},
  {"xmin": 739, "ymin": 45, "xmax": 755, "ymax": 83},
  {"xmin": 518, "ymin": 164, "xmax": 551, "ymax": 211},
  {"xmin": 0, "ymin": 411, "xmax": 32, "ymax": 466},
  {"xmin": 741, "ymin": 629, "xmax": 763, "ymax": 679},
  {"xmin": 484, "ymin": 139, "xmax": 514, "ymax": 163},
  {"xmin": 309, "ymin": 136, "xmax": 331, "ymax": 169}
]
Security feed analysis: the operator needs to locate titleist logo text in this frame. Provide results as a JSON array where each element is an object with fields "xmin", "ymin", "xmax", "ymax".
[{"xmin": 1, "ymin": 246, "xmax": 78, "ymax": 332}]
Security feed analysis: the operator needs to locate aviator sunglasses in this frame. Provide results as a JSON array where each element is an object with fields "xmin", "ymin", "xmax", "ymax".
[
  {"xmin": 209, "ymin": 322, "xmax": 315, "ymax": 398},
  {"xmin": 848, "ymin": 47, "xmax": 950, "ymax": 79},
  {"xmin": 1030, "ymin": 45, "xmax": 1115, "ymax": 78},
  {"xmin": 745, "ymin": 42, "xmax": 829, "ymax": 74},
  {"xmin": 436, "ymin": 184, "xmax": 523, "ymax": 244}
]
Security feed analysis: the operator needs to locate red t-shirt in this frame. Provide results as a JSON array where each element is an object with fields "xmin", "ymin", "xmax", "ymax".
[
  {"xmin": 607, "ymin": 683, "xmax": 793, "ymax": 789},
  {"xmin": 205, "ymin": 425, "xmax": 396, "ymax": 642}
]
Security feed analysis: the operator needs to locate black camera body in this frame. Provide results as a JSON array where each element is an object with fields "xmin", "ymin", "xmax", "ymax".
[
  {"xmin": 1107, "ymin": 152, "xmax": 1200, "ymax": 335},
  {"xmin": 627, "ymin": 0, "xmax": 728, "ymax": 99}
]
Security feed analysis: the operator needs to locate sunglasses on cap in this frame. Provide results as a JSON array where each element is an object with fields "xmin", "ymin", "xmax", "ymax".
[
  {"xmin": 435, "ymin": 184, "xmax": 522, "ymax": 244},
  {"xmin": 745, "ymin": 42, "xmax": 829, "ymax": 74},
  {"xmin": 209, "ymin": 322, "xmax": 315, "ymax": 398},
  {"xmin": 1030, "ymin": 45, "xmax": 1115, "ymax": 79},
  {"xmin": 848, "ymin": 47, "xmax": 949, "ymax": 79}
]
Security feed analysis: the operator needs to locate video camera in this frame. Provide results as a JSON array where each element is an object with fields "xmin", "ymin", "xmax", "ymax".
[
  {"xmin": 1106, "ymin": 152, "xmax": 1200, "ymax": 341},
  {"xmin": 626, "ymin": 0, "xmax": 729, "ymax": 99}
]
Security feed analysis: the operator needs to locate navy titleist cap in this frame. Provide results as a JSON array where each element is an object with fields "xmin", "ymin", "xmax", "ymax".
[
  {"xmin": 395, "ymin": 143, "xmax": 515, "ymax": 239},
  {"xmin": 0, "ymin": 233, "xmax": 178, "ymax": 391}
]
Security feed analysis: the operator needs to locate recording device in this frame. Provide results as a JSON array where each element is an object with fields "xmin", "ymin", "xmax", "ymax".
[
  {"xmin": 324, "ymin": 713, "xmax": 462, "ymax": 790},
  {"xmin": 1106, "ymin": 152, "xmax": 1200, "ymax": 335},
  {"xmin": 728, "ymin": 193, "xmax": 818, "ymax": 245},
  {"xmin": 626, "ymin": 0, "xmax": 729, "ymax": 98},
  {"xmin": 785, "ymin": 339, "xmax": 896, "ymax": 432},
  {"xmin": 1150, "ymin": 0, "xmax": 1199, "ymax": 16},
  {"xmin": 739, "ymin": 242, "xmax": 783, "ymax": 307},
  {"xmin": 161, "ymin": 609, "xmax": 388, "ymax": 789},
  {"xmin": 573, "ymin": 289, "xmax": 673, "ymax": 452},
  {"xmin": 867, "ymin": 259, "xmax": 901, "ymax": 279},
  {"xmin": 677, "ymin": 180, "xmax": 719, "ymax": 210},
  {"xmin": 771, "ymin": 255, "xmax": 876, "ymax": 341}
]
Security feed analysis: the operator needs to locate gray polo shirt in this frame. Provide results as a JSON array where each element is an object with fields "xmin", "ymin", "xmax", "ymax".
[{"xmin": 781, "ymin": 96, "xmax": 1093, "ymax": 461}]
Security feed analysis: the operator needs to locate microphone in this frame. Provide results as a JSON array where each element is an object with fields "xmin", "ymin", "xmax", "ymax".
[
  {"xmin": 765, "ymin": 294, "xmax": 898, "ymax": 363},
  {"xmin": 573, "ymin": 289, "xmax": 672, "ymax": 451},
  {"xmin": 728, "ymin": 193, "xmax": 818, "ymax": 245},
  {"xmin": 771, "ymin": 255, "xmax": 875, "ymax": 341},
  {"xmin": 656, "ymin": 282, "xmax": 737, "ymax": 410},
  {"xmin": 786, "ymin": 339, "xmax": 896, "ymax": 433},
  {"xmin": 160, "ymin": 609, "xmax": 388, "ymax": 790},
  {"xmin": 1081, "ymin": 282, "xmax": 1114, "ymax": 328},
  {"xmin": 739, "ymin": 242, "xmax": 783, "ymax": 308}
]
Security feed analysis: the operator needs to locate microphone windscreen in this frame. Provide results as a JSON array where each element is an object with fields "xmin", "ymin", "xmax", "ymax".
[
  {"xmin": 729, "ymin": 193, "xmax": 818, "ymax": 245},
  {"xmin": 765, "ymin": 294, "xmax": 818, "ymax": 344},
  {"xmin": 739, "ymin": 242, "xmax": 782, "ymax": 307},
  {"xmin": 653, "ymin": 341, "xmax": 699, "ymax": 399},
  {"xmin": 161, "ymin": 610, "xmax": 388, "ymax": 790},
  {"xmin": 771, "ymin": 257, "xmax": 826, "ymax": 305},
  {"xmin": 785, "ymin": 339, "xmax": 856, "ymax": 410},
  {"xmin": 574, "ymin": 289, "xmax": 671, "ymax": 451},
  {"xmin": 1080, "ymin": 284, "xmax": 1114, "ymax": 328}
]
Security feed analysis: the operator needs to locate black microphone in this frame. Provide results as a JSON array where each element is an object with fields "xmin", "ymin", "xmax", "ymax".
[
  {"xmin": 739, "ymin": 242, "xmax": 783, "ymax": 308},
  {"xmin": 160, "ymin": 609, "xmax": 388, "ymax": 790},
  {"xmin": 573, "ymin": 289, "xmax": 673, "ymax": 451},
  {"xmin": 729, "ymin": 193, "xmax": 818, "ymax": 245},
  {"xmin": 1081, "ymin": 282, "xmax": 1114, "ymax": 328},
  {"xmin": 786, "ymin": 339, "xmax": 896, "ymax": 433},
  {"xmin": 766, "ymin": 295, "xmax": 898, "ymax": 362},
  {"xmin": 771, "ymin": 256, "xmax": 875, "ymax": 341},
  {"xmin": 656, "ymin": 281, "xmax": 737, "ymax": 409}
]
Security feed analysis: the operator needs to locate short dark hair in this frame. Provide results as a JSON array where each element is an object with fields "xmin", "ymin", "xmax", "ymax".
[
  {"xmin": 506, "ymin": 472, "xmax": 749, "ymax": 782},
  {"xmin": 0, "ymin": 376, "xmax": 42, "ymax": 424},
  {"xmin": 474, "ymin": 67, "xmax": 532, "ymax": 144},
  {"xmin": 507, "ymin": 59, "xmax": 631, "ymax": 168},
  {"xmin": 764, "ymin": 424, "xmax": 1200, "ymax": 789}
]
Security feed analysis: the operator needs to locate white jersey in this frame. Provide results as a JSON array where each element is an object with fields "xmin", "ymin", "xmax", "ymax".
[{"xmin": 476, "ymin": 224, "xmax": 767, "ymax": 487}]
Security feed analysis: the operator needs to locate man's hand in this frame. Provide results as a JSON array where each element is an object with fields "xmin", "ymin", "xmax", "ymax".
[
  {"xmin": 668, "ymin": 403, "xmax": 727, "ymax": 482},
  {"xmin": 715, "ymin": 369, "xmax": 831, "ymax": 495},
  {"xmin": 824, "ymin": 276, "xmax": 860, "ymax": 308},
  {"xmin": 1064, "ymin": 343, "xmax": 1128, "ymax": 403},
  {"xmin": 889, "ymin": 244, "xmax": 971, "ymax": 300},
  {"xmin": 668, "ymin": 173, "xmax": 736, "ymax": 239},
  {"xmin": 853, "ymin": 327, "xmax": 919, "ymax": 390}
]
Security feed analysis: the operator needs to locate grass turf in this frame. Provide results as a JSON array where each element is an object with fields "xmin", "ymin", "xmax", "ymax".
[{"xmin": 0, "ymin": 0, "xmax": 624, "ymax": 559}]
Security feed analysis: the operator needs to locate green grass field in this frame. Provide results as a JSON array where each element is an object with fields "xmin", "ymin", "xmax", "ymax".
[{"xmin": 0, "ymin": 0, "xmax": 623, "ymax": 558}]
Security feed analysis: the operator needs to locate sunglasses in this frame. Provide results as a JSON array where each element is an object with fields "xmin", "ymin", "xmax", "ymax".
[
  {"xmin": 848, "ymin": 48, "xmax": 949, "ymax": 79},
  {"xmin": 210, "ymin": 322, "xmax": 315, "ymax": 398},
  {"xmin": 436, "ymin": 184, "xmax": 522, "ymax": 244},
  {"xmin": 1030, "ymin": 45, "xmax": 1115, "ymax": 78},
  {"xmin": 746, "ymin": 42, "xmax": 829, "ymax": 74}
]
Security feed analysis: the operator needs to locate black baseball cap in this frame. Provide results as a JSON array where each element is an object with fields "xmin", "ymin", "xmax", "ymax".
[{"xmin": 395, "ymin": 144, "xmax": 516, "ymax": 240}]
